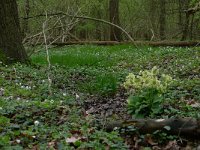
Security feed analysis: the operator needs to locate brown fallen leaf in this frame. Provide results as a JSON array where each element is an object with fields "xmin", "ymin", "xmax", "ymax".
[
  {"xmin": 66, "ymin": 136, "xmax": 80, "ymax": 143},
  {"xmin": 145, "ymin": 134, "xmax": 158, "ymax": 146},
  {"xmin": 164, "ymin": 140, "xmax": 180, "ymax": 150}
]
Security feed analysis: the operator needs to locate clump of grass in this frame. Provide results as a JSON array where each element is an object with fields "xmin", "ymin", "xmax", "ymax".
[
  {"xmin": 78, "ymin": 73, "xmax": 118, "ymax": 96},
  {"xmin": 31, "ymin": 45, "xmax": 117, "ymax": 67}
]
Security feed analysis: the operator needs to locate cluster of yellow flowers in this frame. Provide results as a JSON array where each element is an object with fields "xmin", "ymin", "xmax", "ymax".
[{"xmin": 123, "ymin": 66, "xmax": 173, "ymax": 93}]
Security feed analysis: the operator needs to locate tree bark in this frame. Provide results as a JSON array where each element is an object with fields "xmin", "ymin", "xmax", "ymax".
[
  {"xmin": 0, "ymin": 0, "xmax": 29, "ymax": 63},
  {"xmin": 178, "ymin": 0, "xmax": 183, "ymax": 32},
  {"xmin": 159, "ymin": 0, "xmax": 166, "ymax": 40},
  {"xmin": 109, "ymin": 0, "xmax": 122, "ymax": 41},
  {"xmin": 181, "ymin": 12, "xmax": 190, "ymax": 41},
  {"xmin": 182, "ymin": 1, "xmax": 200, "ymax": 41},
  {"xmin": 149, "ymin": 0, "xmax": 157, "ymax": 41},
  {"xmin": 22, "ymin": 0, "xmax": 30, "ymax": 37},
  {"xmin": 181, "ymin": 0, "xmax": 190, "ymax": 41},
  {"xmin": 34, "ymin": 41, "xmax": 200, "ymax": 47},
  {"xmin": 106, "ymin": 118, "xmax": 200, "ymax": 138}
]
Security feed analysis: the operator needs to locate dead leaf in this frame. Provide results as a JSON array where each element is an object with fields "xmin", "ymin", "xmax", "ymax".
[
  {"xmin": 66, "ymin": 136, "xmax": 80, "ymax": 143},
  {"xmin": 164, "ymin": 140, "xmax": 180, "ymax": 150},
  {"xmin": 48, "ymin": 141, "xmax": 56, "ymax": 150},
  {"xmin": 152, "ymin": 146, "xmax": 161, "ymax": 150},
  {"xmin": 145, "ymin": 134, "xmax": 158, "ymax": 146},
  {"xmin": 190, "ymin": 102, "xmax": 200, "ymax": 108}
]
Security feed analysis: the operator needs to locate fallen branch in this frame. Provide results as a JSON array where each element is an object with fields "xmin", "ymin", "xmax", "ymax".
[
  {"xmin": 105, "ymin": 118, "xmax": 200, "ymax": 138},
  {"xmin": 35, "ymin": 41, "xmax": 200, "ymax": 47},
  {"xmin": 184, "ymin": 1, "xmax": 200, "ymax": 15}
]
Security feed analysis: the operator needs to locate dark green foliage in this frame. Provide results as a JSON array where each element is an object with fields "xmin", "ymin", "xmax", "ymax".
[
  {"xmin": 0, "ymin": 45, "xmax": 199, "ymax": 149},
  {"xmin": 127, "ymin": 88, "xmax": 164, "ymax": 118}
]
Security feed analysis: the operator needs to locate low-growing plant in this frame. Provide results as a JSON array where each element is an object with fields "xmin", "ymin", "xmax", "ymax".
[
  {"xmin": 124, "ymin": 66, "xmax": 172, "ymax": 94},
  {"xmin": 124, "ymin": 67, "xmax": 173, "ymax": 118},
  {"xmin": 127, "ymin": 88, "xmax": 164, "ymax": 118},
  {"xmin": 79, "ymin": 73, "xmax": 118, "ymax": 96}
]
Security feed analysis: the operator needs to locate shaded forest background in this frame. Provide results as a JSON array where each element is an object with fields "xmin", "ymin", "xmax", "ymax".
[{"xmin": 18, "ymin": 0, "xmax": 200, "ymax": 44}]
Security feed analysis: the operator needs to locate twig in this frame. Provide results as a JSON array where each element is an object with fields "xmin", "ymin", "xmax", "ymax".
[
  {"xmin": 21, "ymin": 12, "xmax": 135, "ymax": 42},
  {"xmin": 43, "ymin": 12, "xmax": 52, "ymax": 95}
]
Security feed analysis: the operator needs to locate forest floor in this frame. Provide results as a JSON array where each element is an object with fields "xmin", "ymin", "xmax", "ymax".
[{"xmin": 0, "ymin": 45, "xmax": 200, "ymax": 149}]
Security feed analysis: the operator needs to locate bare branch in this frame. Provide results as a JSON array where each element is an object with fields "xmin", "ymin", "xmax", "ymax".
[{"xmin": 21, "ymin": 12, "xmax": 135, "ymax": 42}]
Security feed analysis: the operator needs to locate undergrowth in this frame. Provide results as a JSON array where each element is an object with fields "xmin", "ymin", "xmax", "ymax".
[{"xmin": 0, "ymin": 45, "xmax": 199, "ymax": 149}]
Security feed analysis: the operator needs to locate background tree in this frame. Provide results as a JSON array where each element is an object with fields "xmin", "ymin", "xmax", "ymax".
[
  {"xmin": 0, "ymin": 0, "xmax": 28, "ymax": 63},
  {"xmin": 109, "ymin": 0, "xmax": 122, "ymax": 41},
  {"xmin": 22, "ymin": 0, "xmax": 30, "ymax": 37},
  {"xmin": 159, "ymin": 0, "xmax": 166, "ymax": 40},
  {"xmin": 16, "ymin": 0, "xmax": 200, "ymax": 43}
]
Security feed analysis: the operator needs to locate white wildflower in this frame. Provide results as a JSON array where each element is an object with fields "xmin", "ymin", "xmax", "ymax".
[
  {"xmin": 32, "ymin": 136, "xmax": 36, "ymax": 139},
  {"xmin": 25, "ymin": 86, "xmax": 31, "ymax": 90},
  {"xmin": 16, "ymin": 139, "xmax": 21, "ymax": 143},
  {"xmin": 75, "ymin": 93, "xmax": 80, "ymax": 99},
  {"xmin": 34, "ymin": 120, "xmax": 40, "ymax": 126}
]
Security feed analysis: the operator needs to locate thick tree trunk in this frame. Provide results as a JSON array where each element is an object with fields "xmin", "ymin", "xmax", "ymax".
[
  {"xmin": 109, "ymin": 0, "xmax": 122, "ymax": 41},
  {"xmin": 159, "ymin": 0, "xmax": 166, "ymax": 40},
  {"xmin": 0, "ymin": 0, "xmax": 29, "ymax": 63}
]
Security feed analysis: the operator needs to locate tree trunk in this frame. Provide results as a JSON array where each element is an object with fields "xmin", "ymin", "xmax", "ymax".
[
  {"xmin": 181, "ymin": 13, "xmax": 190, "ymax": 41},
  {"xmin": 178, "ymin": 0, "xmax": 183, "ymax": 32},
  {"xmin": 0, "ymin": 0, "xmax": 29, "ymax": 63},
  {"xmin": 190, "ymin": 14, "xmax": 194, "ymax": 40},
  {"xmin": 159, "ymin": 0, "xmax": 166, "ymax": 40},
  {"xmin": 182, "ymin": 1, "xmax": 200, "ymax": 41},
  {"xmin": 109, "ymin": 0, "xmax": 122, "ymax": 41},
  {"xmin": 181, "ymin": 0, "xmax": 190, "ymax": 41},
  {"xmin": 149, "ymin": 0, "xmax": 157, "ymax": 41},
  {"xmin": 22, "ymin": 0, "xmax": 30, "ymax": 37}
]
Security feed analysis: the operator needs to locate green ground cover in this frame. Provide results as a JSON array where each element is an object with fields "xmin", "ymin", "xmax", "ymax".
[{"xmin": 0, "ymin": 45, "xmax": 199, "ymax": 149}]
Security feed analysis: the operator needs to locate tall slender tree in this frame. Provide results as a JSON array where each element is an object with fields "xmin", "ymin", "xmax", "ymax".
[
  {"xmin": 109, "ymin": 0, "xmax": 122, "ymax": 41},
  {"xmin": 159, "ymin": 0, "xmax": 166, "ymax": 40},
  {"xmin": 0, "ymin": 0, "xmax": 29, "ymax": 63},
  {"xmin": 22, "ymin": 0, "xmax": 30, "ymax": 37}
]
